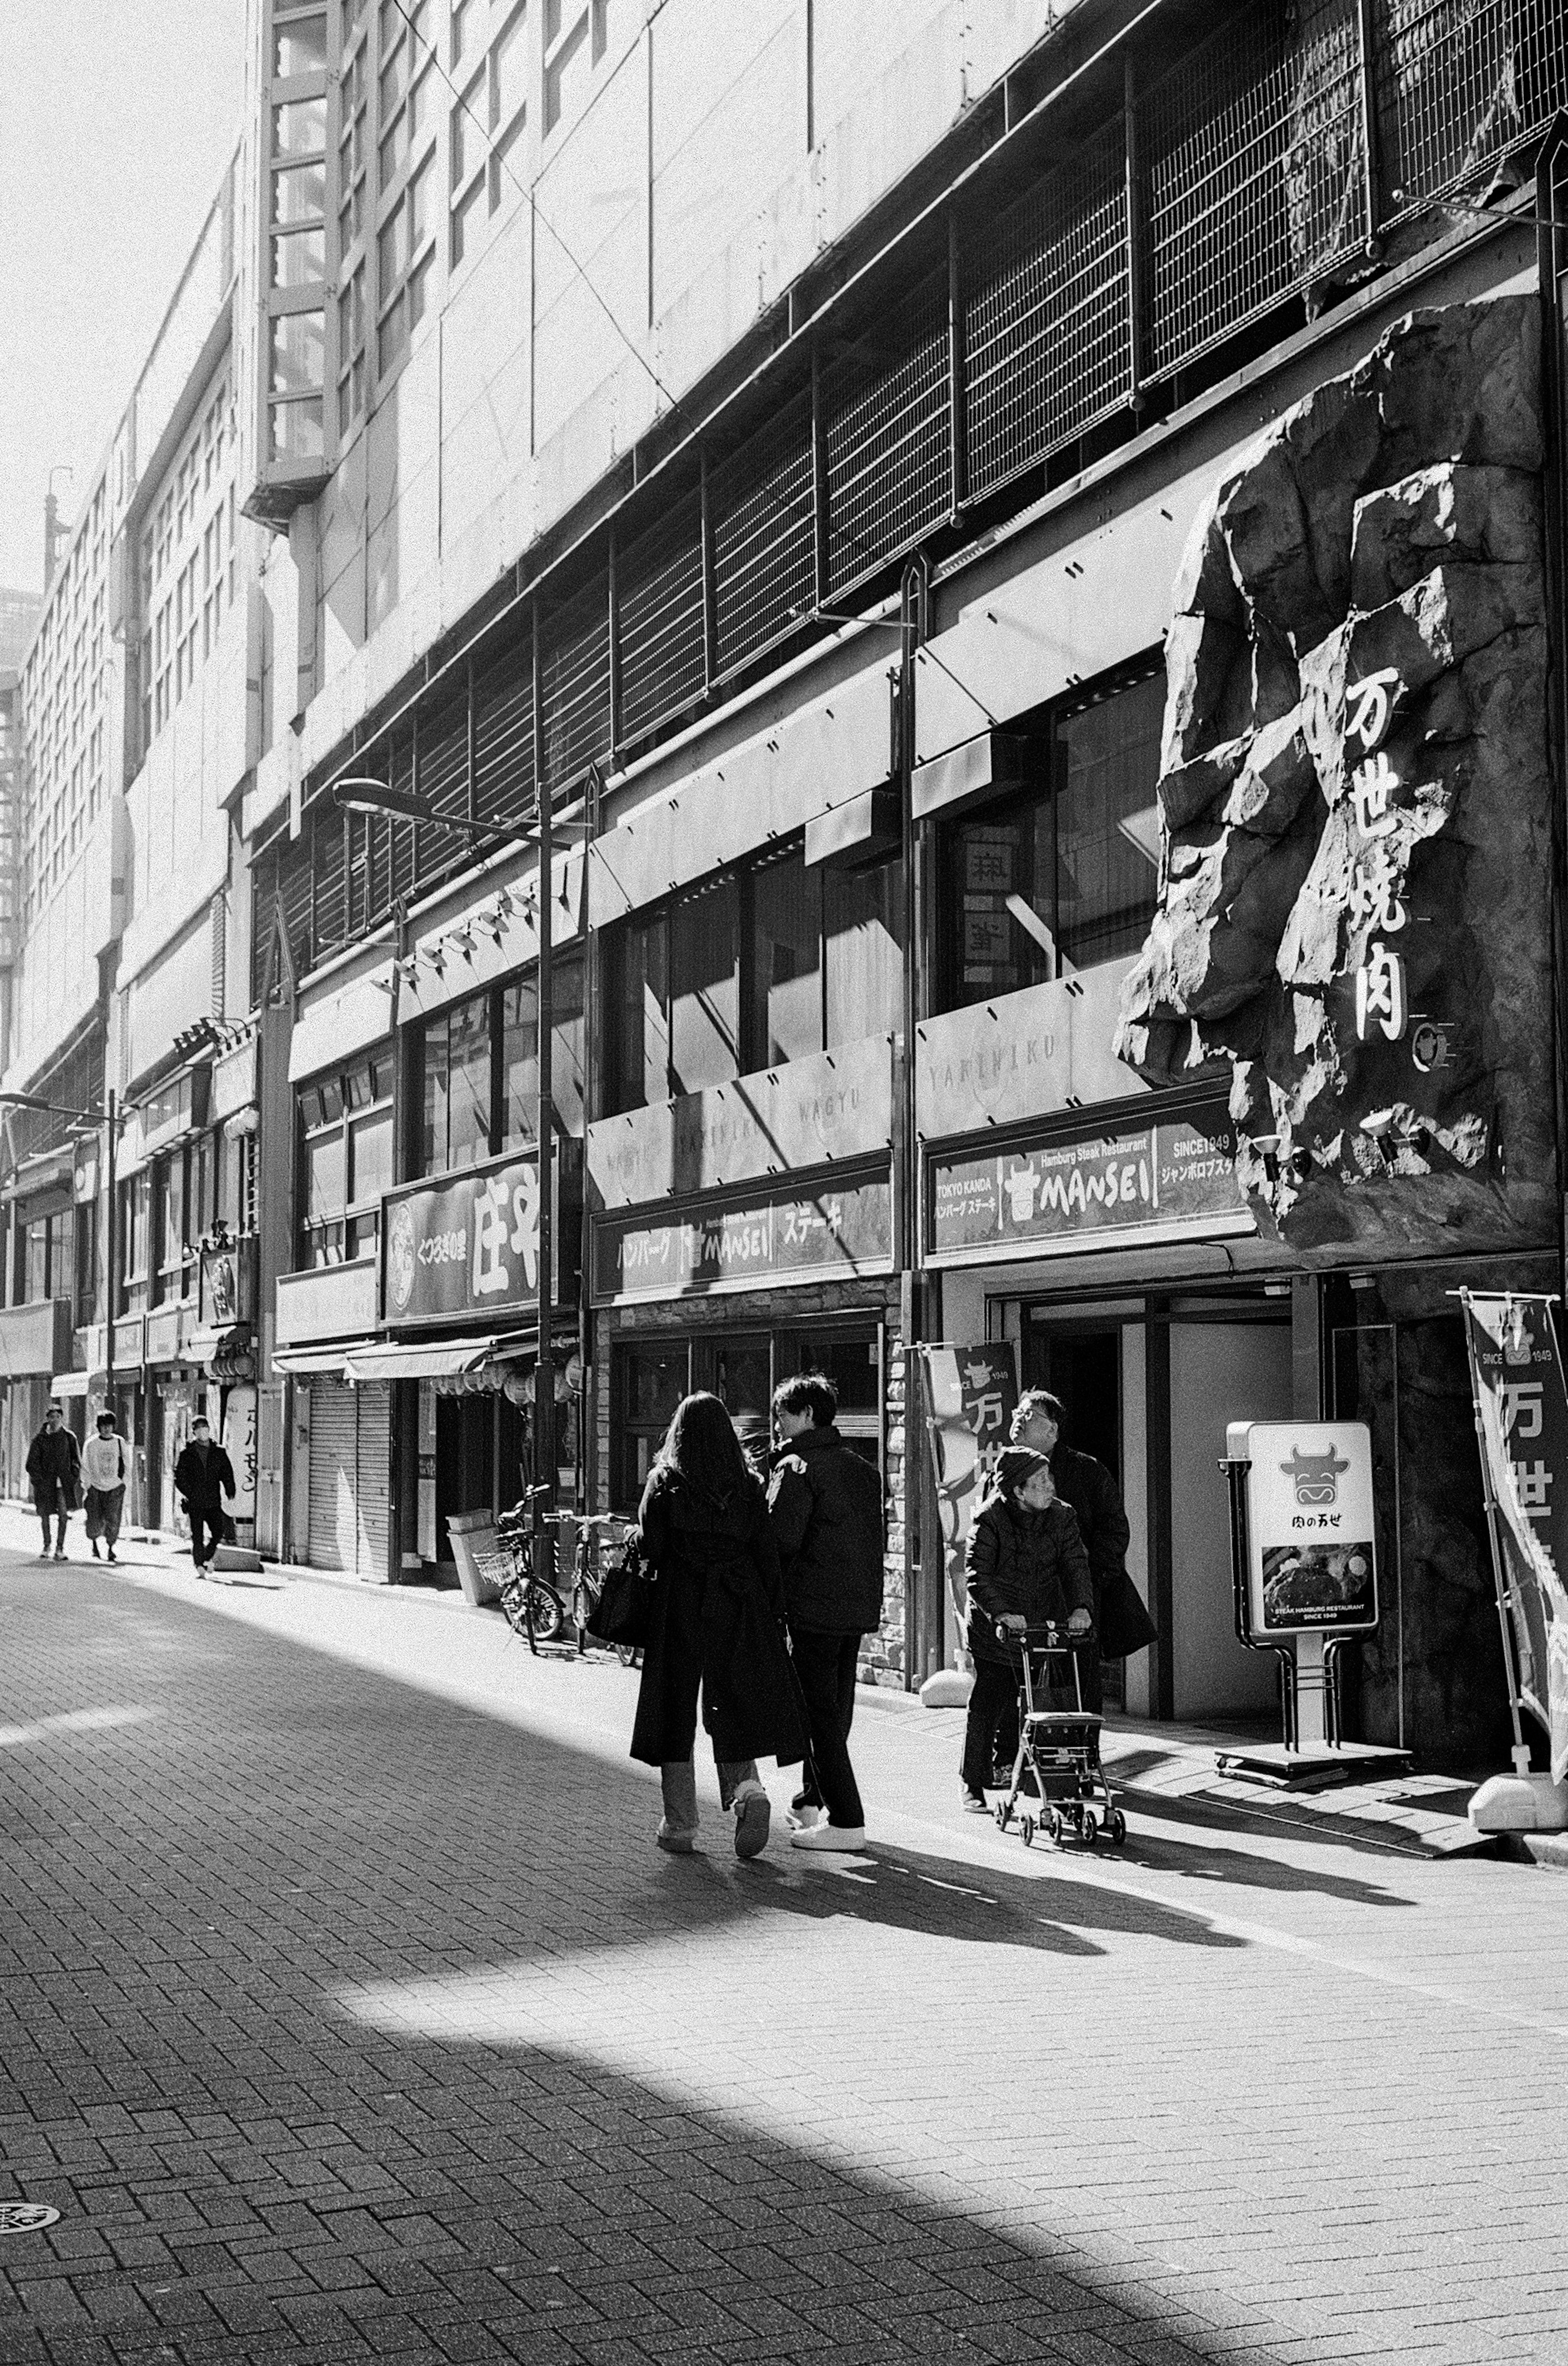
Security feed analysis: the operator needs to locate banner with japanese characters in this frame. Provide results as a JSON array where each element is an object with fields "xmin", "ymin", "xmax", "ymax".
[
  {"xmin": 916, "ymin": 1342, "xmax": 1017, "ymax": 1630},
  {"xmin": 381, "ymin": 1150, "xmax": 551, "ymax": 1328},
  {"xmin": 1461, "ymin": 1293, "xmax": 1568, "ymax": 1784},
  {"xmin": 592, "ymin": 1172, "xmax": 892, "ymax": 1304}
]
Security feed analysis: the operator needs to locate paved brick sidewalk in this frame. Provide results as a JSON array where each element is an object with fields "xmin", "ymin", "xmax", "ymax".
[{"xmin": 1, "ymin": 1535, "xmax": 1564, "ymax": 2366}]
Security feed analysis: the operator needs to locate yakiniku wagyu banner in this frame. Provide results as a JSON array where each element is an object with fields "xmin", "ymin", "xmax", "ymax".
[{"xmin": 1460, "ymin": 1293, "xmax": 1568, "ymax": 1784}]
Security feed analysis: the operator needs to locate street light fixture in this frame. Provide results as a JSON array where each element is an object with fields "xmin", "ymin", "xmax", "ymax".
[{"xmin": 331, "ymin": 776, "xmax": 523, "ymax": 852}]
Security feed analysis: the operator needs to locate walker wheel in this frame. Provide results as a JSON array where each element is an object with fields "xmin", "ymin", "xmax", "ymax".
[
  {"xmin": 1081, "ymin": 1810, "xmax": 1099, "ymax": 1849},
  {"xmin": 1047, "ymin": 1810, "xmax": 1063, "ymax": 1845},
  {"xmin": 1109, "ymin": 1810, "xmax": 1127, "ymax": 1848},
  {"xmin": 994, "ymin": 1801, "xmax": 1012, "ymax": 1830},
  {"xmin": 1020, "ymin": 1815, "xmax": 1036, "ymax": 1848}
]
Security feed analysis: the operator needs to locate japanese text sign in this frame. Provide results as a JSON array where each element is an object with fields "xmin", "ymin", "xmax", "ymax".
[
  {"xmin": 592, "ymin": 1172, "xmax": 892, "ymax": 1304},
  {"xmin": 1232, "ymin": 1419, "xmax": 1379, "ymax": 1639},
  {"xmin": 1461, "ymin": 1293, "xmax": 1568, "ymax": 1786},
  {"xmin": 380, "ymin": 1150, "xmax": 552, "ymax": 1328},
  {"xmin": 930, "ymin": 1108, "xmax": 1243, "ymax": 1258},
  {"xmin": 917, "ymin": 1342, "xmax": 1019, "ymax": 1628}
]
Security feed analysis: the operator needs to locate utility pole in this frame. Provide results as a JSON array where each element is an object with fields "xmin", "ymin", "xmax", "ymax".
[
  {"xmin": 897, "ymin": 556, "xmax": 929, "ymax": 1686},
  {"xmin": 532, "ymin": 621, "xmax": 555, "ymax": 1582}
]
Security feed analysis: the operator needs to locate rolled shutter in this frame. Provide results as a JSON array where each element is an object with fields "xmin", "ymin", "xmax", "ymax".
[
  {"xmin": 307, "ymin": 1379, "xmax": 357, "ymax": 1572},
  {"xmin": 354, "ymin": 1383, "xmax": 391, "ymax": 1581}
]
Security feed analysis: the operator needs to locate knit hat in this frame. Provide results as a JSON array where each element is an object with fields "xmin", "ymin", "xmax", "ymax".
[{"xmin": 993, "ymin": 1446, "xmax": 1052, "ymax": 1501}]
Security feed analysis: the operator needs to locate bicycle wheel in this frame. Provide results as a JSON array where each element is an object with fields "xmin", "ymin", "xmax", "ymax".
[{"xmin": 525, "ymin": 1583, "xmax": 564, "ymax": 1644}]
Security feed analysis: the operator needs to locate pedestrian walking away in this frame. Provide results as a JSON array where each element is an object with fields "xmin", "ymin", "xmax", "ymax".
[
  {"xmin": 960, "ymin": 1447, "xmax": 1094, "ymax": 1810},
  {"xmin": 81, "ymin": 1411, "xmax": 129, "ymax": 1562},
  {"xmin": 25, "ymin": 1401, "xmax": 81, "ymax": 1562},
  {"xmin": 173, "ymin": 1416, "xmax": 236, "ymax": 1571},
  {"xmin": 630, "ymin": 1392, "xmax": 807, "ymax": 1858},
  {"xmin": 766, "ymin": 1372, "xmax": 886, "ymax": 1853}
]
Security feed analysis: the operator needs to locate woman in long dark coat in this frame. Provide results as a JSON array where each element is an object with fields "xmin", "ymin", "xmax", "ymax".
[{"xmin": 631, "ymin": 1392, "xmax": 807, "ymax": 1858}]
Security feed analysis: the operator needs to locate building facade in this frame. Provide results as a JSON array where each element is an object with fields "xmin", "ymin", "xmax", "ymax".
[{"xmin": 8, "ymin": 0, "xmax": 1567, "ymax": 1766}]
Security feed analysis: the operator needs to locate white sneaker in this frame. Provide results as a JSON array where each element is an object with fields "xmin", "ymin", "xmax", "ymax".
[
  {"xmin": 789, "ymin": 1822, "xmax": 867, "ymax": 1853},
  {"xmin": 786, "ymin": 1804, "xmax": 822, "ymax": 1832}
]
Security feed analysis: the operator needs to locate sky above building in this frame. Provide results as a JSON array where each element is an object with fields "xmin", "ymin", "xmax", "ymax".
[{"xmin": 0, "ymin": 2, "xmax": 245, "ymax": 598}]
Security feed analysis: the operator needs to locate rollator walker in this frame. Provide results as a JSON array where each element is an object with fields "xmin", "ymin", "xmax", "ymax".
[{"xmin": 992, "ymin": 1620, "xmax": 1127, "ymax": 1850}]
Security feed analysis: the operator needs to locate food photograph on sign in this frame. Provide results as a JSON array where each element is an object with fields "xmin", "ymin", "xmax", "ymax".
[{"xmin": 1241, "ymin": 1420, "xmax": 1379, "ymax": 1637}]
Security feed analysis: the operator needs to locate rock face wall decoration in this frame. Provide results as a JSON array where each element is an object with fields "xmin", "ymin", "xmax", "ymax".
[{"xmin": 1115, "ymin": 298, "xmax": 1555, "ymax": 1260}]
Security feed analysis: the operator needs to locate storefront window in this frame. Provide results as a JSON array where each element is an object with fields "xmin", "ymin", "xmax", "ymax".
[
  {"xmin": 120, "ymin": 1172, "xmax": 151, "ymax": 1310},
  {"xmin": 612, "ymin": 1325, "xmax": 883, "ymax": 1510},
  {"xmin": 297, "ymin": 1049, "xmax": 392, "ymax": 1266},
  {"xmin": 942, "ymin": 668, "xmax": 1163, "ymax": 1009}
]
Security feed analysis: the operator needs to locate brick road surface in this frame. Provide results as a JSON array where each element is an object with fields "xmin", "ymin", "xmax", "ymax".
[{"xmin": 2, "ymin": 1526, "xmax": 1564, "ymax": 2366}]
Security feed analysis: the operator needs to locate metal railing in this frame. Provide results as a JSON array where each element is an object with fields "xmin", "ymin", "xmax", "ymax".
[{"xmin": 256, "ymin": 0, "xmax": 1567, "ymax": 997}]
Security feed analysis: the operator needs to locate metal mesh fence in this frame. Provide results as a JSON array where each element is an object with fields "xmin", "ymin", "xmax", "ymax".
[
  {"xmin": 1144, "ymin": 2, "xmax": 1365, "ymax": 381},
  {"xmin": 1376, "ymin": 0, "xmax": 1568, "ymax": 219},
  {"xmin": 965, "ymin": 120, "xmax": 1130, "ymax": 502},
  {"xmin": 711, "ymin": 395, "xmax": 816, "ymax": 676},
  {"xmin": 824, "ymin": 271, "xmax": 952, "ymax": 601},
  {"xmin": 618, "ymin": 495, "xmax": 707, "ymax": 743}
]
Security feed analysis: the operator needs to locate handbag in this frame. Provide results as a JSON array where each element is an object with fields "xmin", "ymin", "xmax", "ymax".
[
  {"xmin": 586, "ymin": 1533, "xmax": 655, "ymax": 1650},
  {"xmin": 1097, "ymin": 1562, "xmax": 1158, "ymax": 1660}
]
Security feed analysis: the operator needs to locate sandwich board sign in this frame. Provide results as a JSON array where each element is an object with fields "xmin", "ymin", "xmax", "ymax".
[{"xmin": 1227, "ymin": 1420, "xmax": 1378, "ymax": 1641}]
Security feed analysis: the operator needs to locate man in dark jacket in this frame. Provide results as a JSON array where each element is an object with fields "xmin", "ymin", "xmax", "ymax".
[
  {"xmin": 1009, "ymin": 1388, "xmax": 1132, "ymax": 1715},
  {"xmin": 767, "ymin": 1374, "xmax": 885, "ymax": 1854},
  {"xmin": 172, "ymin": 1415, "xmax": 236, "ymax": 1571},
  {"xmin": 26, "ymin": 1402, "xmax": 81, "ymax": 1561}
]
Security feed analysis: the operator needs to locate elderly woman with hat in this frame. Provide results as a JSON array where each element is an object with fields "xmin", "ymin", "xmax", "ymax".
[{"xmin": 959, "ymin": 1446, "xmax": 1094, "ymax": 1812}]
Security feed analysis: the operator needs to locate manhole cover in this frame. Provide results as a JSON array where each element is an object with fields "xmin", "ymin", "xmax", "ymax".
[{"xmin": 0, "ymin": 2204, "xmax": 60, "ymax": 2235}]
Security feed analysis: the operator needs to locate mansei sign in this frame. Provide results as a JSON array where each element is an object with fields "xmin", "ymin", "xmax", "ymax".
[
  {"xmin": 1231, "ymin": 1419, "xmax": 1379, "ymax": 1638},
  {"xmin": 593, "ymin": 1172, "xmax": 892, "ymax": 1304},
  {"xmin": 929, "ymin": 1106, "xmax": 1244, "ymax": 1258},
  {"xmin": 381, "ymin": 1149, "xmax": 551, "ymax": 1329}
]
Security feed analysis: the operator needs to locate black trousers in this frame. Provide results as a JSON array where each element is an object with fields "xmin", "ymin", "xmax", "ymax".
[
  {"xmin": 189, "ymin": 1507, "xmax": 225, "ymax": 1567},
  {"xmin": 789, "ymin": 1628, "xmax": 864, "ymax": 1829},
  {"xmin": 961, "ymin": 1659, "xmax": 1023, "ymax": 1793}
]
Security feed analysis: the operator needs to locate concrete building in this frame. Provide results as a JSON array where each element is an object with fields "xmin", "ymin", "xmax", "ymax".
[
  {"xmin": 1, "ymin": 149, "xmax": 271, "ymax": 1533},
  {"xmin": 11, "ymin": 0, "xmax": 1568, "ymax": 1768}
]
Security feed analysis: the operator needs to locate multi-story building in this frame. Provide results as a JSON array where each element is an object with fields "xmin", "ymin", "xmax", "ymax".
[
  {"xmin": 11, "ymin": 0, "xmax": 1567, "ymax": 1771},
  {"xmin": 1, "ymin": 148, "xmax": 270, "ymax": 1532}
]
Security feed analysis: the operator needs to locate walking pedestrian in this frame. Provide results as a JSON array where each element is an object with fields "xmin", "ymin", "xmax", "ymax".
[
  {"xmin": 81, "ymin": 1410, "xmax": 130, "ymax": 1563},
  {"xmin": 631, "ymin": 1392, "xmax": 807, "ymax": 1859},
  {"xmin": 1008, "ymin": 1388, "xmax": 1153, "ymax": 1717},
  {"xmin": 766, "ymin": 1374, "xmax": 885, "ymax": 1853},
  {"xmin": 960, "ymin": 1447, "xmax": 1094, "ymax": 1810},
  {"xmin": 173, "ymin": 1415, "xmax": 236, "ymax": 1572},
  {"xmin": 26, "ymin": 1401, "xmax": 80, "ymax": 1562}
]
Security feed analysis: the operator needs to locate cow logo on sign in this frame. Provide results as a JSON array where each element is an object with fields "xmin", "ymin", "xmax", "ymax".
[{"xmin": 1281, "ymin": 1443, "xmax": 1349, "ymax": 1507}]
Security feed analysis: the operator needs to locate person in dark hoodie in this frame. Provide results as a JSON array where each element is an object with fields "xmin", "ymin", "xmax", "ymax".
[
  {"xmin": 766, "ymin": 1373, "xmax": 886, "ymax": 1855},
  {"xmin": 960, "ymin": 1446, "xmax": 1094, "ymax": 1811},
  {"xmin": 26, "ymin": 1401, "xmax": 81, "ymax": 1561},
  {"xmin": 631, "ymin": 1392, "xmax": 806, "ymax": 1859},
  {"xmin": 172, "ymin": 1415, "xmax": 236, "ymax": 1572}
]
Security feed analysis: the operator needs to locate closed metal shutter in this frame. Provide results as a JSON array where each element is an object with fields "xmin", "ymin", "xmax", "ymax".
[
  {"xmin": 354, "ymin": 1384, "xmax": 391, "ymax": 1581},
  {"xmin": 307, "ymin": 1380, "xmax": 357, "ymax": 1572}
]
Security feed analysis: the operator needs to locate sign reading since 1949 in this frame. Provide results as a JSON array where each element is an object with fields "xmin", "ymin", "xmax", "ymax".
[
  {"xmin": 1231, "ymin": 1419, "xmax": 1379, "ymax": 1638},
  {"xmin": 930, "ymin": 1107, "xmax": 1244, "ymax": 1258},
  {"xmin": 381, "ymin": 1150, "xmax": 549, "ymax": 1328}
]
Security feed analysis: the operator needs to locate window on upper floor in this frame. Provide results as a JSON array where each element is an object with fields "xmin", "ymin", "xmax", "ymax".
[
  {"xmin": 296, "ymin": 1049, "xmax": 394, "ymax": 1270},
  {"xmin": 935, "ymin": 663, "xmax": 1164, "ymax": 1014},
  {"xmin": 372, "ymin": 0, "xmax": 437, "ymax": 379},
  {"xmin": 543, "ymin": 0, "xmax": 611, "ymax": 136},
  {"xmin": 603, "ymin": 845, "xmax": 903, "ymax": 1116},
  {"xmin": 413, "ymin": 951, "xmax": 586, "ymax": 1180}
]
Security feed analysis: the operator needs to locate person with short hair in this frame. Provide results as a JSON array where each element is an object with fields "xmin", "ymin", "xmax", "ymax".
[
  {"xmin": 960, "ymin": 1446, "xmax": 1093, "ymax": 1809},
  {"xmin": 766, "ymin": 1371, "xmax": 886, "ymax": 1854},
  {"xmin": 173, "ymin": 1414, "xmax": 236, "ymax": 1572},
  {"xmin": 26, "ymin": 1401, "xmax": 80, "ymax": 1562},
  {"xmin": 1008, "ymin": 1387, "xmax": 1136, "ymax": 1713},
  {"xmin": 81, "ymin": 1411, "xmax": 130, "ymax": 1563}
]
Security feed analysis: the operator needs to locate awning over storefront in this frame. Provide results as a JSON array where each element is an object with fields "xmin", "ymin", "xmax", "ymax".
[
  {"xmin": 342, "ymin": 1329, "xmax": 539, "ymax": 1383},
  {"xmin": 50, "ymin": 1372, "xmax": 92, "ymax": 1399},
  {"xmin": 272, "ymin": 1339, "xmax": 378, "ymax": 1377}
]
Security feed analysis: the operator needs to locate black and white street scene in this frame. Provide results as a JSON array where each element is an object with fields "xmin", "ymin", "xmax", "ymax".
[{"xmin": 4, "ymin": 4, "xmax": 1568, "ymax": 2362}]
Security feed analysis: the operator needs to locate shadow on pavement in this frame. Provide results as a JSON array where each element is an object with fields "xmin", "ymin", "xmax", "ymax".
[{"xmin": 0, "ymin": 1561, "xmax": 1293, "ymax": 2366}]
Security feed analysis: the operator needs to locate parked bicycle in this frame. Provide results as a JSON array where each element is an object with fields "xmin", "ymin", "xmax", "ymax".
[{"xmin": 491, "ymin": 1495, "xmax": 638, "ymax": 1660}]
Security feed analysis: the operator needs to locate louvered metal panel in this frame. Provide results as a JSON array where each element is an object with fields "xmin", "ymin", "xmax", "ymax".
[
  {"xmin": 307, "ymin": 1378, "xmax": 357, "ymax": 1572},
  {"xmin": 354, "ymin": 1383, "xmax": 391, "ymax": 1580},
  {"xmin": 474, "ymin": 643, "xmax": 535, "ymax": 825},
  {"xmin": 540, "ymin": 578, "xmax": 610, "ymax": 793},
  {"xmin": 312, "ymin": 814, "xmax": 347, "ymax": 965},
  {"xmin": 249, "ymin": 847, "xmax": 279, "ymax": 1010},
  {"xmin": 965, "ymin": 120, "xmax": 1131, "ymax": 502},
  {"xmin": 618, "ymin": 495, "xmax": 706, "ymax": 744},
  {"xmin": 711, "ymin": 397, "xmax": 815, "ymax": 677},
  {"xmin": 278, "ymin": 836, "xmax": 314, "ymax": 985},
  {"xmin": 824, "ymin": 273, "xmax": 952, "ymax": 601}
]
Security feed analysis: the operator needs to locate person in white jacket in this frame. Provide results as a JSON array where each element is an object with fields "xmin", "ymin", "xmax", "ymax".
[{"xmin": 82, "ymin": 1411, "xmax": 129, "ymax": 1562}]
